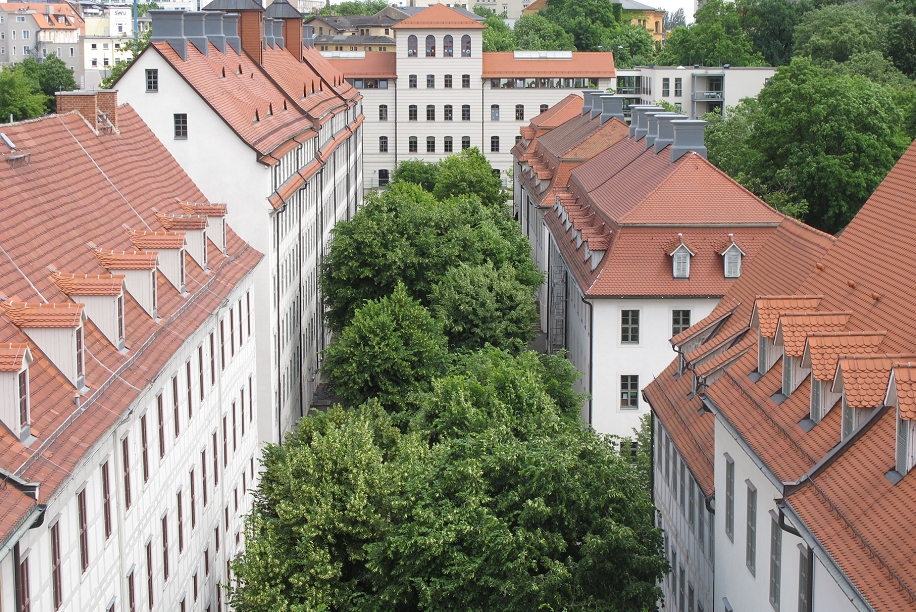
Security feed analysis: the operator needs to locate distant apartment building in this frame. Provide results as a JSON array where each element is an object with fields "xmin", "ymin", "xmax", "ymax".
[
  {"xmin": 0, "ymin": 90, "xmax": 262, "ymax": 612},
  {"xmin": 115, "ymin": 0, "xmax": 363, "ymax": 442},
  {"xmin": 0, "ymin": 2, "xmax": 84, "ymax": 83},
  {"xmin": 616, "ymin": 65, "xmax": 774, "ymax": 119},
  {"xmin": 82, "ymin": 5, "xmax": 133, "ymax": 88},
  {"xmin": 326, "ymin": 3, "xmax": 615, "ymax": 191}
]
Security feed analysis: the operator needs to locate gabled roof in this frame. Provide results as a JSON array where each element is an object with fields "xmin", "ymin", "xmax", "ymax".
[
  {"xmin": 264, "ymin": 0, "xmax": 301, "ymax": 20},
  {"xmin": 531, "ymin": 94, "xmax": 583, "ymax": 130},
  {"xmin": 774, "ymin": 312, "xmax": 851, "ymax": 357},
  {"xmin": 392, "ymin": 3, "xmax": 486, "ymax": 29},
  {"xmin": 92, "ymin": 249, "xmax": 159, "ymax": 271},
  {"xmin": 891, "ymin": 364, "xmax": 916, "ymax": 420},
  {"xmin": 128, "ymin": 229, "xmax": 186, "ymax": 250},
  {"xmin": 0, "ymin": 301, "xmax": 84, "ymax": 329},
  {"xmin": 180, "ymin": 202, "xmax": 227, "ymax": 217},
  {"xmin": 483, "ymin": 52, "xmax": 616, "ymax": 78},
  {"xmin": 156, "ymin": 213, "xmax": 208, "ymax": 231},
  {"xmin": 802, "ymin": 332, "xmax": 886, "ymax": 382},
  {"xmin": 0, "ymin": 343, "xmax": 32, "ymax": 373},
  {"xmin": 750, "ymin": 296, "xmax": 822, "ymax": 339},
  {"xmin": 50, "ymin": 273, "xmax": 125, "ymax": 297},
  {"xmin": 327, "ymin": 51, "xmax": 397, "ymax": 78}
]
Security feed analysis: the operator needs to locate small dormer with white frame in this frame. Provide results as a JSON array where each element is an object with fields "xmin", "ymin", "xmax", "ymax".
[
  {"xmin": 669, "ymin": 234, "xmax": 694, "ymax": 279},
  {"xmin": 51, "ymin": 272, "xmax": 127, "ymax": 351},
  {"xmin": 128, "ymin": 229, "xmax": 188, "ymax": 295},
  {"xmin": 886, "ymin": 364, "xmax": 916, "ymax": 478},
  {"xmin": 721, "ymin": 234, "xmax": 744, "ymax": 278},
  {"xmin": 802, "ymin": 332, "xmax": 884, "ymax": 424},
  {"xmin": 157, "ymin": 213, "xmax": 209, "ymax": 271},
  {"xmin": 773, "ymin": 312, "xmax": 849, "ymax": 397},
  {"xmin": 0, "ymin": 343, "xmax": 35, "ymax": 442},
  {"xmin": 180, "ymin": 201, "xmax": 228, "ymax": 254},
  {"xmin": 0, "ymin": 299, "xmax": 88, "ymax": 391},
  {"xmin": 92, "ymin": 246, "xmax": 160, "ymax": 319},
  {"xmin": 750, "ymin": 296, "xmax": 822, "ymax": 376}
]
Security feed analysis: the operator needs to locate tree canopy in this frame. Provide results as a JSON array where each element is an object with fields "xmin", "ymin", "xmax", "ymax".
[
  {"xmin": 656, "ymin": 0, "xmax": 768, "ymax": 66},
  {"xmin": 513, "ymin": 13, "xmax": 576, "ymax": 51},
  {"xmin": 0, "ymin": 66, "xmax": 48, "ymax": 121},
  {"xmin": 18, "ymin": 55, "xmax": 78, "ymax": 113},
  {"xmin": 318, "ymin": 0, "xmax": 389, "ymax": 15}
]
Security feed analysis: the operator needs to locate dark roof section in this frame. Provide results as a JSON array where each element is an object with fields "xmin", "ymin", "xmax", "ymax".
[
  {"xmin": 202, "ymin": 0, "xmax": 262, "ymax": 11},
  {"xmin": 264, "ymin": 0, "xmax": 301, "ymax": 19}
]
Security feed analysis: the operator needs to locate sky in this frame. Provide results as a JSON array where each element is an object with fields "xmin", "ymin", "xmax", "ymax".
[{"xmin": 645, "ymin": 0, "xmax": 696, "ymax": 25}]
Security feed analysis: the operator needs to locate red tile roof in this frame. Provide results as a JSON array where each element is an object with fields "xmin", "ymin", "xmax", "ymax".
[
  {"xmin": 803, "ymin": 332, "xmax": 886, "ymax": 382},
  {"xmin": 0, "ymin": 106, "xmax": 262, "ymax": 547},
  {"xmin": 327, "ymin": 52, "xmax": 397, "ymax": 78},
  {"xmin": 0, "ymin": 343, "xmax": 31, "ymax": 373},
  {"xmin": 836, "ymin": 356, "xmax": 916, "ymax": 409},
  {"xmin": 751, "ymin": 296, "xmax": 822, "ymax": 339},
  {"xmin": 92, "ymin": 248, "xmax": 158, "ymax": 271},
  {"xmin": 483, "ymin": 52, "xmax": 615, "ymax": 78},
  {"xmin": 532, "ymin": 94, "xmax": 584, "ymax": 129},
  {"xmin": 179, "ymin": 201, "xmax": 227, "ymax": 217},
  {"xmin": 156, "ymin": 213, "xmax": 207, "ymax": 231},
  {"xmin": 775, "ymin": 312, "xmax": 851, "ymax": 357},
  {"xmin": 391, "ymin": 3, "xmax": 486, "ymax": 29},
  {"xmin": 892, "ymin": 364, "xmax": 916, "ymax": 420},
  {"xmin": 50, "ymin": 273, "xmax": 125, "ymax": 297},
  {"xmin": 128, "ymin": 229, "xmax": 186, "ymax": 250},
  {"xmin": 0, "ymin": 301, "xmax": 84, "ymax": 328}
]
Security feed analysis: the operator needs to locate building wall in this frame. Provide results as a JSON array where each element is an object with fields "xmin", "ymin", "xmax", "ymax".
[
  {"xmin": 5, "ymin": 271, "xmax": 259, "ymax": 612},
  {"xmin": 591, "ymin": 297, "xmax": 717, "ymax": 437}
]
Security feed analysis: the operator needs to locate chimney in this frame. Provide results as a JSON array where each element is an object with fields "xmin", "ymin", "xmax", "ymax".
[
  {"xmin": 239, "ymin": 8, "xmax": 265, "ymax": 64},
  {"xmin": 303, "ymin": 24, "xmax": 314, "ymax": 48},
  {"xmin": 96, "ymin": 90, "xmax": 118, "ymax": 130},
  {"xmin": 149, "ymin": 10, "xmax": 188, "ymax": 61},
  {"xmin": 272, "ymin": 18, "xmax": 284, "ymax": 49},
  {"xmin": 263, "ymin": 17, "xmax": 275, "ymax": 49},
  {"xmin": 184, "ymin": 12, "xmax": 209, "ymax": 55},
  {"xmin": 671, "ymin": 120, "xmax": 707, "ymax": 162},
  {"xmin": 265, "ymin": 0, "xmax": 302, "ymax": 59},
  {"xmin": 580, "ymin": 89, "xmax": 594, "ymax": 116},
  {"xmin": 590, "ymin": 92, "xmax": 604, "ymax": 119},
  {"xmin": 627, "ymin": 105, "xmax": 656, "ymax": 137},
  {"xmin": 599, "ymin": 95, "xmax": 625, "ymax": 125},
  {"xmin": 56, "ymin": 90, "xmax": 118, "ymax": 131},
  {"xmin": 632, "ymin": 105, "xmax": 665, "ymax": 140},
  {"xmin": 654, "ymin": 113, "xmax": 688, "ymax": 154},
  {"xmin": 204, "ymin": 12, "xmax": 227, "ymax": 54},
  {"xmin": 223, "ymin": 13, "xmax": 242, "ymax": 55},
  {"xmin": 644, "ymin": 111, "xmax": 676, "ymax": 149}
]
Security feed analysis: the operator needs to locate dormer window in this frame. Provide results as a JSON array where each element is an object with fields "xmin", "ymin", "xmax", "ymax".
[
  {"xmin": 810, "ymin": 379, "xmax": 821, "ymax": 422},
  {"xmin": 19, "ymin": 369, "xmax": 28, "ymax": 429},
  {"xmin": 76, "ymin": 324, "xmax": 84, "ymax": 384},
  {"xmin": 669, "ymin": 240, "xmax": 694, "ymax": 279},
  {"xmin": 897, "ymin": 409, "xmax": 913, "ymax": 475},
  {"xmin": 758, "ymin": 331, "xmax": 768, "ymax": 374},
  {"xmin": 50, "ymin": 272, "xmax": 127, "ymax": 349},
  {"xmin": 721, "ymin": 239, "xmax": 745, "ymax": 278},
  {"xmin": 0, "ymin": 343, "xmax": 34, "ymax": 442},
  {"xmin": 841, "ymin": 395, "xmax": 856, "ymax": 440},
  {"xmin": 782, "ymin": 355, "xmax": 793, "ymax": 395},
  {"xmin": 117, "ymin": 293, "xmax": 125, "ymax": 341}
]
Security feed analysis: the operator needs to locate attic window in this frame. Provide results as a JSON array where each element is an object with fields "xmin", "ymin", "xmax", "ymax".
[
  {"xmin": 221, "ymin": 67, "xmax": 225, "ymax": 78},
  {"xmin": 841, "ymin": 396, "xmax": 857, "ymax": 440},
  {"xmin": 670, "ymin": 241, "xmax": 693, "ymax": 279},
  {"xmin": 76, "ymin": 323, "xmax": 85, "ymax": 387},
  {"xmin": 237, "ymin": 64, "xmax": 242, "ymax": 75},
  {"xmin": 722, "ymin": 240, "xmax": 744, "ymax": 278},
  {"xmin": 18, "ymin": 368, "xmax": 29, "ymax": 431},
  {"xmin": 253, "ymin": 110, "xmax": 260, "ymax": 123},
  {"xmin": 782, "ymin": 355, "xmax": 793, "ymax": 396},
  {"xmin": 267, "ymin": 104, "xmax": 273, "ymax": 117}
]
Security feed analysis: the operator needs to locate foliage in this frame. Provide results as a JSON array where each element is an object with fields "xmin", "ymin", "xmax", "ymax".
[
  {"xmin": 603, "ymin": 23, "xmax": 657, "ymax": 69},
  {"xmin": 321, "ymin": 283, "xmax": 449, "ymax": 408},
  {"xmin": 539, "ymin": 0, "xmax": 622, "ymax": 50},
  {"xmin": 793, "ymin": 2, "xmax": 886, "ymax": 64},
  {"xmin": 391, "ymin": 158, "xmax": 439, "ymax": 191},
  {"xmin": 656, "ymin": 0, "xmax": 768, "ymax": 66},
  {"xmin": 736, "ymin": 0, "xmax": 812, "ymax": 66},
  {"xmin": 513, "ymin": 13, "xmax": 576, "ymax": 51},
  {"xmin": 430, "ymin": 262, "xmax": 538, "ymax": 352},
  {"xmin": 102, "ymin": 26, "xmax": 152, "ymax": 89},
  {"xmin": 884, "ymin": 12, "xmax": 916, "ymax": 76},
  {"xmin": 318, "ymin": 0, "xmax": 390, "ymax": 15},
  {"xmin": 433, "ymin": 147, "xmax": 509, "ymax": 206},
  {"xmin": 482, "ymin": 13, "xmax": 516, "ymax": 51},
  {"xmin": 18, "ymin": 55, "xmax": 78, "ymax": 112},
  {"xmin": 0, "ymin": 66, "xmax": 48, "ymax": 121},
  {"xmin": 664, "ymin": 8, "xmax": 686, "ymax": 31},
  {"xmin": 654, "ymin": 99, "xmax": 681, "ymax": 113}
]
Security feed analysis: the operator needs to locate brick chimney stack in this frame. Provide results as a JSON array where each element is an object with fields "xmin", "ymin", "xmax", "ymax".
[{"xmin": 56, "ymin": 91, "xmax": 118, "ymax": 132}]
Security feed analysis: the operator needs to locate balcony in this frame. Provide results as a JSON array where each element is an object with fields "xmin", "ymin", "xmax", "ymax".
[{"xmin": 693, "ymin": 91, "xmax": 724, "ymax": 101}]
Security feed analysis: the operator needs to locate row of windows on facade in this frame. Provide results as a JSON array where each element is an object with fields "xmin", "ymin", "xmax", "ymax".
[
  {"xmin": 407, "ymin": 73, "xmax": 471, "ymax": 89},
  {"xmin": 0, "ymin": 46, "xmax": 74, "ymax": 57},
  {"xmin": 406, "ymin": 34, "xmax": 472, "ymax": 58},
  {"xmin": 671, "ymin": 244, "xmax": 743, "ymax": 280},
  {"xmin": 17, "ymin": 347, "xmax": 255, "ymax": 612},
  {"xmin": 378, "ymin": 103, "xmax": 551, "ymax": 122},
  {"xmin": 489, "ymin": 77, "xmax": 600, "ymax": 90},
  {"xmin": 0, "ymin": 29, "xmax": 31, "ymax": 39},
  {"xmin": 389, "ymin": 135, "xmax": 504, "ymax": 154},
  {"xmin": 89, "ymin": 41, "xmax": 122, "ymax": 50},
  {"xmin": 319, "ymin": 45, "xmax": 389, "ymax": 52}
]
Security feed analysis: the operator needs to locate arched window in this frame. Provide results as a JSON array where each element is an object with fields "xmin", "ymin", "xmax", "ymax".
[
  {"xmin": 379, "ymin": 104, "xmax": 388, "ymax": 121},
  {"xmin": 379, "ymin": 136, "xmax": 388, "ymax": 152},
  {"xmin": 462, "ymin": 136, "xmax": 471, "ymax": 150},
  {"xmin": 444, "ymin": 136, "xmax": 453, "ymax": 152},
  {"xmin": 540, "ymin": 103, "xmax": 549, "ymax": 114},
  {"xmin": 407, "ymin": 35, "xmax": 417, "ymax": 57},
  {"xmin": 490, "ymin": 135, "xmax": 499, "ymax": 152},
  {"xmin": 425, "ymin": 34, "xmax": 435, "ymax": 57},
  {"xmin": 408, "ymin": 105, "xmax": 417, "ymax": 121},
  {"xmin": 461, "ymin": 34, "xmax": 471, "ymax": 57},
  {"xmin": 444, "ymin": 35, "xmax": 453, "ymax": 57},
  {"xmin": 409, "ymin": 136, "xmax": 418, "ymax": 152}
]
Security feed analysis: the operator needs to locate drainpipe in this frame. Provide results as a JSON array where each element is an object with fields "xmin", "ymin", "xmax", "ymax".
[{"xmin": 275, "ymin": 210, "xmax": 283, "ymax": 444}]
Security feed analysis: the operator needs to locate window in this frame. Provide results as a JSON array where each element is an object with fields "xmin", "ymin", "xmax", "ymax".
[
  {"xmin": 223, "ymin": 416, "xmax": 229, "ymax": 467},
  {"xmin": 689, "ymin": 583, "xmax": 695, "ymax": 612},
  {"xmin": 620, "ymin": 375, "xmax": 639, "ymax": 408},
  {"xmin": 146, "ymin": 541, "xmax": 154, "ymax": 609},
  {"xmin": 174, "ymin": 113, "xmax": 187, "ymax": 139},
  {"xmin": 725, "ymin": 455, "xmax": 734, "ymax": 540},
  {"xmin": 190, "ymin": 469, "xmax": 197, "ymax": 529},
  {"xmin": 407, "ymin": 34, "xmax": 417, "ymax": 57},
  {"xmin": 490, "ymin": 136, "xmax": 499, "ymax": 152},
  {"xmin": 662, "ymin": 77, "xmax": 670, "ymax": 97},
  {"xmin": 409, "ymin": 105, "xmax": 417, "ymax": 121},
  {"xmin": 379, "ymin": 169, "xmax": 390, "ymax": 186},
  {"xmin": 783, "ymin": 355, "xmax": 793, "ymax": 396},
  {"xmin": 213, "ymin": 431, "xmax": 219, "ymax": 485},
  {"xmin": 18, "ymin": 369, "xmax": 28, "ymax": 429},
  {"xmin": 897, "ymin": 409, "xmax": 911, "ymax": 474},
  {"xmin": 220, "ymin": 320, "xmax": 226, "ymax": 370},
  {"xmin": 172, "ymin": 375, "xmax": 180, "ymax": 438},
  {"xmin": 102, "ymin": 461, "xmax": 112, "ymax": 538},
  {"xmin": 759, "ymin": 335, "xmax": 769, "ymax": 375},
  {"xmin": 810, "ymin": 379, "xmax": 821, "ymax": 422},
  {"xmin": 462, "ymin": 73, "xmax": 470, "ymax": 88},
  {"xmin": 461, "ymin": 34, "xmax": 471, "ymax": 56},
  {"xmin": 209, "ymin": 332, "xmax": 215, "ymax": 385},
  {"xmin": 747, "ymin": 483, "xmax": 757, "ymax": 574},
  {"xmin": 665, "ymin": 434, "xmax": 670, "ymax": 483},
  {"xmin": 424, "ymin": 34, "xmax": 435, "ymax": 56},
  {"xmin": 162, "ymin": 514, "xmax": 170, "ymax": 580},
  {"xmin": 51, "ymin": 522, "xmax": 62, "ymax": 609},
  {"xmin": 409, "ymin": 74, "xmax": 417, "ymax": 88},
  {"xmin": 675, "ymin": 77, "xmax": 683, "ymax": 97},
  {"xmin": 540, "ymin": 103, "xmax": 549, "ymax": 114},
  {"xmin": 201, "ymin": 450, "xmax": 208, "ymax": 506},
  {"xmin": 241, "ymin": 389, "xmax": 246, "ymax": 438},
  {"xmin": 444, "ymin": 104, "xmax": 453, "ymax": 121},
  {"xmin": 19, "ymin": 552, "xmax": 30, "ymax": 612},
  {"xmin": 679, "ymin": 566, "xmax": 686, "ymax": 611},
  {"xmin": 798, "ymin": 547, "xmax": 811, "ymax": 612},
  {"xmin": 769, "ymin": 515, "xmax": 782, "ymax": 609},
  {"xmin": 198, "ymin": 346, "xmax": 205, "ymax": 402},
  {"xmin": 230, "ymin": 309, "xmax": 235, "ymax": 356},
  {"xmin": 698, "ymin": 490, "xmax": 705, "ymax": 553},
  {"xmin": 725, "ymin": 249, "xmax": 742, "ymax": 277},
  {"xmin": 491, "ymin": 104, "xmax": 500, "ymax": 121},
  {"xmin": 122, "ymin": 437, "xmax": 132, "ymax": 509},
  {"xmin": 232, "ymin": 401, "xmax": 238, "ymax": 452},
  {"xmin": 141, "ymin": 414, "xmax": 150, "ymax": 482},
  {"xmin": 621, "ymin": 310, "xmax": 639, "ymax": 343},
  {"xmin": 842, "ymin": 396, "xmax": 854, "ymax": 440},
  {"xmin": 379, "ymin": 136, "xmax": 388, "ymax": 152},
  {"xmin": 246, "ymin": 292, "xmax": 251, "ymax": 338},
  {"xmin": 462, "ymin": 136, "xmax": 470, "ymax": 150},
  {"xmin": 193, "ymin": 571, "xmax": 198, "ymax": 602},
  {"xmin": 186, "ymin": 361, "xmax": 193, "ymax": 419},
  {"xmin": 177, "ymin": 491, "xmax": 184, "ymax": 552},
  {"xmin": 444, "ymin": 35, "xmax": 453, "ymax": 57},
  {"xmin": 78, "ymin": 488, "xmax": 89, "ymax": 571},
  {"xmin": 427, "ymin": 104, "xmax": 435, "ymax": 120},
  {"xmin": 427, "ymin": 136, "xmax": 435, "ymax": 152},
  {"xmin": 680, "ymin": 461, "xmax": 686, "ymax": 511},
  {"xmin": 146, "ymin": 68, "xmax": 158, "ymax": 92},
  {"xmin": 444, "ymin": 136, "xmax": 453, "ymax": 152},
  {"xmin": 462, "ymin": 104, "xmax": 471, "ymax": 121},
  {"xmin": 672, "ymin": 310, "xmax": 691, "ymax": 336},
  {"xmin": 444, "ymin": 73, "xmax": 453, "ymax": 88},
  {"xmin": 672, "ymin": 245, "xmax": 692, "ymax": 278},
  {"xmin": 688, "ymin": 478, "xmax": 696, "ymax": 531},
  {"xmin": 379, "ymin": 104, "xmax": 388, "ymax": 121},
  {"xmin": 515, "ymin": 104, "xmax": 524, "ymax": 120},
  {"xmin": 76, "ymin": 325, "xmax": 84, "ymax": 381}
]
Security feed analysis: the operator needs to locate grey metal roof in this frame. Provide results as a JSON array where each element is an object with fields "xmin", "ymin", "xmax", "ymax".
[
  {"xmin": 397, "ymin": 5, "xmax": 483, "ymax": 20},
  {"xmin": 265, "ymin": 0, "xmax": 301, "ymax": 19},
  {"xmin": 202, "ymin": 0, "xmax": 263, "ymax": 11},
  {"xmin": 618, "ymin": 0, "xmax": 661, "ymax": 11},
  {"xmin": 314, "ymin": 34, "xmax": 394, "ymax": 43}
]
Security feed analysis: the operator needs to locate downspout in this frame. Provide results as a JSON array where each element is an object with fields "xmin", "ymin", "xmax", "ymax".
[
  {"xmin": 585, "ymin": 296, "xmax": 594, "ymax": 424},
  {"xmin": 394, "ymin": 80, "xmax": 398, "ymax": 170},
  {"xmin": 275, "ymin": 209, "xmax": 283, "ymax": 444},
  {"xmin": 298, "ymin": 186, "xmax": 304, "ymax": 419}
]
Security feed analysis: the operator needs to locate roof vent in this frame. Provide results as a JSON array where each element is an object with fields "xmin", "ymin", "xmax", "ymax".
[
  {"xmin": 644, "ymin": 111, "xmax": 676, "ymax": 149},
  {"xmin": 184, "ymin": 12, "xmax": 209, "ymax": 55},
  {"xmin": 580, "ymin": 89, "xmax": 595, "ymax": 116},
  {"xmin": 223, "ymin": 13, "xmax": 242, "ymax": 55},
  {"xmin": 654, "ymin": 113, "xmax": 688, "ymax": 154},
  {"xmin": 264, "ymin": 17, "xmax": 276, "ymax": 49},
  {"xmin": 598, "ymin": 95, "xmax": 626, "ymax": 125},
  {"xmin": 670, "ymin": 119, "xmax": 707, "ymax": 162},
  {"xmin": 633, "ymin": 105, "xmax": 665, "ymax": 141},
  {"xmin": 627, "ymin": 105, "xmax": 660, "ymax": 138},
  {"xmin": 303, "ymin": 24, "xmax": 315, "ymax": 48},
  {"xmin": 149, "ymin": 10, "xmax": 188, "ymax": 61},
  {"xmin": 272, "ymin": 17, "xmax": 284, "ymax": 50},
  {"xmin": 204, "ymin": 12, "xmax": 227, "ymax": 54}
]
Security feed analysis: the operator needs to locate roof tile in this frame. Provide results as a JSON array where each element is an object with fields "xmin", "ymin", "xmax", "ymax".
[
  {"xmin": 0, "ymin": 300, "xmax": 84, "ymax": 328},
  {"xmin": 50, "ymin": 273, "xmax": 125, "ymax": 297}
]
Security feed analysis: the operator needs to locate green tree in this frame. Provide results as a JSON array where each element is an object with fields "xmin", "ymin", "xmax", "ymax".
[
  {"xmin": 321, "ymin": 283, "xmax": 449, "ymax": 408},
  {"xmin": 391, "ymin": 158, "xmax": 439, "ymax": 191},
  {"xmin": 793, "ymin": 2, "xmax": 885, "ymax": 64},
  {"xmin": 656, "ymin": 0, "xmax": 768, "ymax": 66},
  {"xmin": 513, "ymin": 13, "xmax": 576, "ymax": 51},
  {"xmin": 103, "ymin": 25, "xmax": 152, "ymax": 89},
  {"xmin": 318, "ymin": 0, "xmax": 389, "ymax": 15},
  {"xmin": 603, "ymin": 23, "xmax": 657, "ymax": 68},
  {"xmin": 19, "ymin": 55, "xmax": 78, "ymax": 112},
  {"xmin": 885, "ymin": 13, "xmax": 916, "ymax": 76},
  {"xmin": 482, "ymin": 13, "xmax": 516, "ymax": 51},
  {"xmin": 539, "ymin": 0, "xmax": 622, "ymax": 50},
  {"xmin": 664, "ymin": 7, "xmax": 686, "ymax": 30},
  {"xmin": 430, "ymin": 262, "xmax": 538, "ymax": 351},
  {"xmin": 0, "ymin": 66, "xmax": 48, "ymax": 121},
  {"xmin": 433, "ymin": 147, "xmax": 509, "ymax": 206},
  {"xmin": 737, "ymin": 0, "xmax": 812, "ymax": 66},
  {"xmin": 703, "ymin": 97, "xmax": 759, "ymax": 180}
]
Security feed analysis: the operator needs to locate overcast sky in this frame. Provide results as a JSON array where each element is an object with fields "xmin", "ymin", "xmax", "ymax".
[{"xmin": 647, "ymin": 0, "xmax": 697, "ymax": 25}]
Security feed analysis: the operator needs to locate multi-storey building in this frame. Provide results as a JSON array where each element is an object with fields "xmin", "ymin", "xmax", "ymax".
[
  {"xmin": 327, "ymin": 3, "xmax": 615, "ymax": 191},
  {"xmin": 0, "ymin": 91, "xmax": 262, "ymax": 612},
  {"xmin": 0, "ymin": 2, "xmax": 84, "ymax": 82},
  {"xmin": 616, "ymin": 64, "xmax": 775, "ymax": 119},
  {"xmin": 514, "ymin": 98, "xmax": 784, "ymax": 436},
  {"xmin": 645, "ymin": 138, "xmax": 916, "ymax": 611},
  {"xmin": 82, "ymin": 5, "xmax": 133, "ymax": 88},
  {"xmin": 115, "ymin": 0, "xmax": 363, "ymax": 442}
]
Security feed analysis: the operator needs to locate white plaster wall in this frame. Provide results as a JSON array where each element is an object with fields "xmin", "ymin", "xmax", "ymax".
[
  {"xmin": 590, "ymin": 297, "xmax": 717, "ymax": 437},
  {"xmin": 78, "ymin": 294, "xmax": 120, "ymax": 348},
  {"xmin": 25, "ymin": 326, "xmax": 78, "ymax": 387},
  {"xmin": 812, "ymin": 555, "xmax": 858, "ymax": 612}
]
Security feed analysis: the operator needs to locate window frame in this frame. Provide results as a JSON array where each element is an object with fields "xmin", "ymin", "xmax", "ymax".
[
  {"xmin": 379, "ymin": 104, "xmax": 388, "ymax": 121},
  {"xmin": 515, "ymin": 104, "xmax": 524, "ymax": 121},
  {"xmin": 379, "ymin": 135, "xmax": 388, "ymax": 153},
  {"xmin": 491, "ymin": 104, "xmax": 500, "ymax": 121},
  {"xmin": 490, "ymin": 135, "xmax": 499, "ymax": 152},
  {"xmin": 769, "ymin": 514, "xmax": 782, "ymax": 610},
  {"xmin": 426, "ymin": 136, "xmax": 435, "ymax": 153},
  {"xmin": 621, "ymin": 309, "xmax": 640, "ymax": 344},
  {"xmin": 408, "ymin": 136, "xmax": 418, "ymax": 153},
  {"xmin": 672, "ymin": 309, "xmax": 691, "ymax": 336},
  {"xmin": 426, "ymin": 104, "xmax": 435, "ymax": 121},
  {"xmin": 746, "ymin": 482, "xmax": 757, "ymax": 575},
  {"xmin": 620, "ymin": 374, "xmax": 639, "ymax": 409},
  {"xmin": 145, "ymin": 68, "xmax": 158, "ymax": 92},
  {"xmin": 173, "ymin": 113, "xmax": 188, "ymax": 139},
  {"xmin": 725, "ymin": 454, "xmax": 735, "ymax": 541}
]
